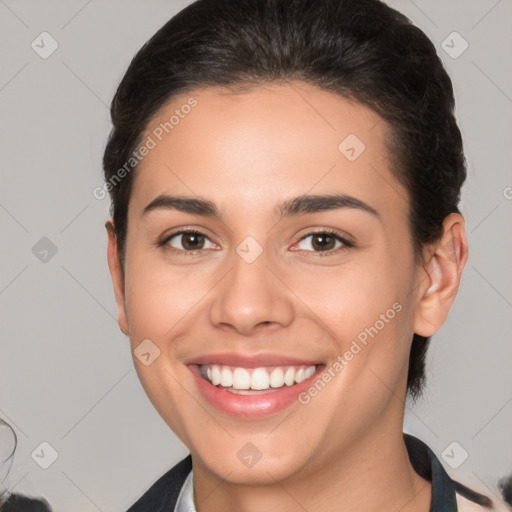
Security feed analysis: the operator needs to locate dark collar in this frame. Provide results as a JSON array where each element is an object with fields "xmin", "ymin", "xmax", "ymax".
[
  {"xmin": 404, "ymin": 433, "xmax": 492, "ymax": 511},
  {"xmin": 126, "ymin": 454, "xmax": 192, "ymax": 512},
  {"xmin": 126, "ymin": 433, "xmax": 490, "ymax": 511},
  {"xmin": 404, "ymin": 433, "xmax": 457, "ymax": 511}
]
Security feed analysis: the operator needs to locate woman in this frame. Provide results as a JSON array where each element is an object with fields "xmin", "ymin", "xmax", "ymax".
[{"xmin": 102, "ymin": 0, "xmax": 510, "ymax": 510}]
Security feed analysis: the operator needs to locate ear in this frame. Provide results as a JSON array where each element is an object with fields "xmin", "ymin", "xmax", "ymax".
[
  {"xmin": 106, "ymin": 220, "xmax": 129, "ymax": 335},
  {"xmin": 413, "ymin": 213, "xmax": 468, "ymax": 337}
]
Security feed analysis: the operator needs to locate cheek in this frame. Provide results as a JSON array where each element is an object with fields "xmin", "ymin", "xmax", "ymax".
[
  {"xmin": 285, "ymin": 254, "xmax": 415, "ymax": 384},
  {"xmin": 284, "ymin": 257, "xmax": 402, "ymax": 337},
  {"xmin": 123, "ymin": 251, "xmax": 213, "ymax": 340}
]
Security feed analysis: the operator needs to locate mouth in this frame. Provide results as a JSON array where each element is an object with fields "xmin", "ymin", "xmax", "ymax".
[
  {"xmin": 198, "ymin": 364, "xmax": 318, "ymax": 395},
  {"xmin": 187, "ymin": 357, "xmax": 324, "ymax": 417}
]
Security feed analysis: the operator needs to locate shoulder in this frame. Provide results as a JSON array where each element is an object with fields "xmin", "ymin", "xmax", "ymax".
[
  {"xmin": 126, "ymin": 454, "xmax": 193, "ymax": 512},
  {"xmin": 454, "ymin": 479, "xmax": 511, "ymax": 512},
  {"xmin": 403, "ymin": 434, "xmax": 510, "ymax": 512},
  {"xmin": 456, "ymin": 491, "xmax": 511, "ymax": 512}
]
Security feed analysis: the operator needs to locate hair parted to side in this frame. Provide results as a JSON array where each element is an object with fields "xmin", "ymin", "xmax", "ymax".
[{"xmin": 102, "ymin": 0, "xmax": 466, "ymax": 401}]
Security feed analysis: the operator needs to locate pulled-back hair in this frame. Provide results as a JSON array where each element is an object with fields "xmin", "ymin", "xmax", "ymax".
[{"xmin": 103, "ymin": 0, "xmax": 466, "ymax": 400}]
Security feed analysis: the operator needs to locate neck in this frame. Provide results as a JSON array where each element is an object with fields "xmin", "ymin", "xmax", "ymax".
[{"xmin": 191, "ymin": 423, "xmax": 432, "ymax": 512}]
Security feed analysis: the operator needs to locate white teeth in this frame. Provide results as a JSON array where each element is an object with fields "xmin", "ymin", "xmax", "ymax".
[
  {"xmin": 211, "ymin": 366, "xmax": 221, "ymax": 386},
  {"xmin": 232, "ymin": 367, "xmax": 251, "ymax": 390},
  {"xmin": 269, "ymin": 368, "xmax": 284, "ymax": 388},
  {"xmin": 202, "ymin": 364, "xmax": 317, "ymax": 391},
  {"xmin": 304, "ymin": 366, "xmax": 316, "ymax": 379},
  {"xmin": 251, "ymin": 368, "xmax": 270, "ymax": 390},
  {"xmin": 220, "ymin": 367, "xmax": 233, "ymax": 387},
  {"xmin": 284, "ymin": 367, "xmax": 295, "ymax": 386}
]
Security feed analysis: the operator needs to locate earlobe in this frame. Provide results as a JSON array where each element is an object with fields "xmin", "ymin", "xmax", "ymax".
[
  {"xmin": 413, "ymin": 213, "xmax": 468, "ymax": 337},
  {"xmin": 106, "ymin": 220, "xmax": 129, "ymax": 335}
]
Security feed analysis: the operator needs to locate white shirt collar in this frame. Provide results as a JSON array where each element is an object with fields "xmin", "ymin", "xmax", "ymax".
[{"xmin": 174, "ymin": 469, "xmax": 196, "ymax": 512}]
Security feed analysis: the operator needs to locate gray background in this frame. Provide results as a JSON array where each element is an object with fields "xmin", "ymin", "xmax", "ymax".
[{"xmin": 0, "ymin": 0, "xmax": 511, "ymax": 510}]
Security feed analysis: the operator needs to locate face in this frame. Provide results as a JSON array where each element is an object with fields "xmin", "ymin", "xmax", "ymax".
[{"xmin": 107, "ymin": 81, "xmax": 452, "ymax": 484}]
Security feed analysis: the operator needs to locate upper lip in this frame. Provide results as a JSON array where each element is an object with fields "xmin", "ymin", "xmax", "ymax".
[{"xmin": 184, "ymin": 352, "xmax": 322, "ymax": 368}]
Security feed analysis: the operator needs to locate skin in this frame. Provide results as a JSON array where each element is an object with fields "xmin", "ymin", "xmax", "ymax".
[{"xmin": 106, "ymin": 81, "xmax": 468, "ymax": 512}]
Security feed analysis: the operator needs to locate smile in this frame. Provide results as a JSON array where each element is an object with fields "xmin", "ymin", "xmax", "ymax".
[
  {"xmin": 188, "ymin": 358, "xmax": 324, "ymax": 418},
  {"xmin": 199, "ymin": 364, "xmax": 318, "ymax": 394}
]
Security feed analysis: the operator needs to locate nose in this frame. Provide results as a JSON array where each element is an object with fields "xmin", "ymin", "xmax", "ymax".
[{"xmin": 208, "ymin": 244, "xmax": 295, "ymax": 336}]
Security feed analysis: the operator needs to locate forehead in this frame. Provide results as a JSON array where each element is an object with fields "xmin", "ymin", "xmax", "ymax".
[{"xmin": 130, "ymin": 81, "xmax": 409, "ymax": 222}]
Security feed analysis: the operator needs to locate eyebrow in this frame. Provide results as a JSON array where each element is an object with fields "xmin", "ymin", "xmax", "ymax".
[{"xmin": 141, "ymin": 193, "xmax": 380, "ymax": 220}]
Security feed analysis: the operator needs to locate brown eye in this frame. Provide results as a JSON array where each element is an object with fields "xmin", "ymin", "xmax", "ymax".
[
  {"xmin": 181, "ymin": 232, "xmax": 205, "ymax": 250},
  {"xmin": 164, "ymin": 230, "xmax": 216, "ymax": 252},
  {"xmin": 311, "ymin": 233, "xmax": 336, "ymax": 251},
  {"xmin": 295, "ymin": 231, "xmax": 352, "ymax": 254}
]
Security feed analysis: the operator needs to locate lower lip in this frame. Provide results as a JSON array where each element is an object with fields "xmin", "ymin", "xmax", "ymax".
[{"xmin": 189, "ymin": 365, "xmax": 322, "ymax": 418}]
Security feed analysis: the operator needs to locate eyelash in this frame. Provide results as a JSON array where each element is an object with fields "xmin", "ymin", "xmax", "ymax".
[
  {"xmin": 158, "ymin": 228, "xmax": 355, "ymax": 257},
  {"xmin": 294, "ymin": 229, "xmax": 355, "ymax": 256}
]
